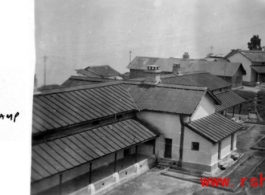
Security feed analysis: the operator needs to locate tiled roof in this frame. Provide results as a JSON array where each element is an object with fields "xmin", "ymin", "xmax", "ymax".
[
  {"xmin": 161, "ymin": 73, "xmax": 232, "ymax": 91},
  {"xmin": 226, "ymin": 50, "xmax": 265, "ymax": 63},
  {"xmin": 32, "ymin": 83, "xmax": 138, "ymax": 134},
  {"xmin": 179, "ymin": 61, "xmax": 246, "ymax": 77},
  {"xmin": 61, "ymin": 76, "xmax": 108, "ymax": 87},
  {"xmin": 251, "ymin": 66, "xmax": 265, "ymax": 74},
  {"xmin": 77, "ymin": 65, "xmax": 120, "ymax": 77},
  {"xmin": 187, "ymin": 113, "xmax": 242, "ymax": 143},
  {"xmin": 31, "ymin": 119, "xmax": 157, "ymax": 182},
  {"xmin": 127, "ymin": 56, "xmax": 186, "ymax": 72},
  {"xmin": 160, "ymin": 74, "xmax": 203, "ymax": 87},
  {"xmin": 125, "ymin": 84, "xmax": 206, "ymax": 115},
  {"xmin": 215, "ymin": 90, "xmax": 246, "ymax": 112}
]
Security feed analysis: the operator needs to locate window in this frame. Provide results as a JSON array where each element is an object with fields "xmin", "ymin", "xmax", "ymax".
[
  {"xmin": 116, "ymin": 114, "xmax": 123, "ymax": 120},
  {"xmin": 191, "ymin": 142, "xmax": 199, "ymax": 151},
  {"xmin": 92, "ymin": 121, "xmax": 100, "ymax": 125}
]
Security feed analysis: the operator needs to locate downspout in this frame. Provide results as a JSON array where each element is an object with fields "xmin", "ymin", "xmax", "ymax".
[{"xmin": 178, "ymin": 114, "xmax": 185, "ymax": 168}]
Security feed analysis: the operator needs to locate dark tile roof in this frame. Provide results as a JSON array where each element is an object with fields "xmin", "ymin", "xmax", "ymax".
[
  {"xmin": 61, "ymin": 76, "xmax": 108, "ymax": 87},
  {"xmin": 38, "ymin": 85, "xmax": 62, "ymax": 91},
  {"xmin": 32, "ymin": 83, "xmax": 138, "ymax": 134},
  {"xmin": 225, "ymin": 50, "xmax": 265, "ymax": 63},
  {"xmin": 77, "ymin": 65, "xmax": 120, "ymax": 77},
  {"xmin": 180, "ymin": 61, "xmax": 246, "ymax": 77},
  {"xmin": 251, "ymin": 66, "xmax": 265, "ymax": 74},
  {"xmin": 187, "ymin": 113, "xmax": 242, "ymax": 143},
  {"xmin": 161, "ymin": 72, "xmax": 232, "ymax": 91},
  {"xmin": 127, "ymin": 56, "xmax": 189, "ymax": 72},
  {"xmin": 125, "ymin": 84, "xmax": 206, "ymax": 115},
  {"xmin": 31, "ymin": 119, "xmax": 157, "ymax": 182},
  {"xmin": 215, "ymin": 90, "xmax": 246, "ymax": 112},
  {"xmin": 160, "ymin": 74, "xmax": 203, "ymax": 87}
]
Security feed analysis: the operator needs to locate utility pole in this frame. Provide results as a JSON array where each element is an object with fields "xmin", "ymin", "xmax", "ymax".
[
  {"xmin": 129, "ymin": 51, "xmax": 132, "ymax": 64},
  {"xmin": 210, "ymin": 46, "xmax": 213, "ymax": 54},
  {"xmin": 44, "ymin": 56, "xmax": 47, "ymax": 86}
]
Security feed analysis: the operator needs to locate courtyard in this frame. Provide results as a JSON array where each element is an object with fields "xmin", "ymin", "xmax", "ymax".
[{"xmin": 106, "ymin": 124, "xmax": 265, "ymax": 195}]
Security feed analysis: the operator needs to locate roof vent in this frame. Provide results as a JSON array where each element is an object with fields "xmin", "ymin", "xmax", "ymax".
[
  {"xmin": 144, "ymin": 65, "xmax": 161, "ymax": 85},
  {"xmin": 173, "ymin": 64, "xmax": 182, "ymax": 75}
]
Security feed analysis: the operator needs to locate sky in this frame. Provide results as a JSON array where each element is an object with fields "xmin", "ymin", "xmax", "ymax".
[{"xmin": 35, "ymin": 0, "xmax": 265, "ymax": 86}]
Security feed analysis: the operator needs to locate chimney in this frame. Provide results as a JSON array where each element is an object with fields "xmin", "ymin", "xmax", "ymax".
[
  {"xmin": 183, "ymin": 52, "xmax": 189, "ymax": 60},
  {"xmin": 144, "ymin": 65, "xmax": 161, "ymax": 85},
  {"xmin": 173, "ymin": 64, "xmax": 182, "ymax": 75}
]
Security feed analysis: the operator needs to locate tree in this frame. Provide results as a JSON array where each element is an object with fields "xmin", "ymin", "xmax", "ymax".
[{"xmin": 248, "ymin": 35, "xmax": 262, "ymax": 50}]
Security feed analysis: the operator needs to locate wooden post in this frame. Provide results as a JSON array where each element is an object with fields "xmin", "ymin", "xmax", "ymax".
[
  {"xmin": 114, "ymin": 153, "xmax": 117, "ymax": 173},
  {"xmin": 59, "ymin": 174, "xmax": 62, "ymax": 195},
  {"xmin": 233, "ymin": 106, "xmax": 235, "ymax": 117},
  {"xmin": 135, "ymin": 145, "xmax": 138, "ymax": 163},
  {"xmin": 89, "ymin": 162, "xmax": 92, "ymax": 184},
  {"xmin": 239, "ymin": 104, "xmax": 242, "ymax": 115}
]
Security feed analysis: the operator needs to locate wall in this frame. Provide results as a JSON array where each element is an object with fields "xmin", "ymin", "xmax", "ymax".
[
  {"xmin": 191, "ymin": 93, "xmax": 215, "ymax": 121},
  {"xmin": 211, "ymin": 142, "xmax": 219, "ymax": 166},
  {"xmin": 136, "ymin": 111, "xmax": 184, "ymax": 160},
  {"xmin": 220, "ymin": 135, "xmax": 231, "ymax": 159},
  {"xmin": 228, "ymin": 53, "xmax": 252, "ymax": 82},
  {"xmin": 182, "ymin": 127, "xmax": 212, "ymax": 167},
  {"xmin": 233, "ymin": 132, "xmax": 237, "ymax": 150},
  {"xmin": 129, "ymin": 69, "xmax": 145, "ymax": 78}
]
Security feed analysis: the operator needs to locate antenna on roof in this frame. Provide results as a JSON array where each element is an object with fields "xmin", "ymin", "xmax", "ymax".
[
  {"xmin": 44, "ymin": 56, "xmax": 47, "ymax": 86},
  {"xmin": 129, "ymin": 51, "xmax": 132, "ymax": 64}
]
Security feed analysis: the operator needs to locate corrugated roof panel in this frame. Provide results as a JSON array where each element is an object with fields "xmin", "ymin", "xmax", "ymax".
[
  {"xmin": 39, "ymin": 143, "xmax": 73, "ymax": 169},
  {"xmin": 31, "ymin": 119, "xmax": 157, "ymax": 183},
  {"xmin": 79, "ymin": 132, "xmax": 110, "ymax": 155},
  {"xmin": 32, "ymin": 84, "xmax": 138, "ymax": 134},
  {"xmin": 127, "ymin": 85, "xmax": 204, "ymax": 115},
  {"xmin": 72, "ymin": 134, "xmax": 104, "ymax": 157},
  {"xmin": 49, "ymin": 94, "xmax": 87, "ymax": 122},
  {"xmin": 76, "ymin": 90, "xmax": 112, "ymax": 116},
  {"xmin": 161, "ymin": 73, "xmax": 231, "ymax": 91},
  {"xmin": 67, "ymin": 92, "xmax": 102, "ymax": 118},
  {"xmin": 108, "ymin": 85, "xmax": 137, "ymax": 109},
  {"xmin": 33, "ymin": 145, "xmax": 66, "ymax": 172},
  {"xmin": 67, "ymin": 136, "xmax": 99, "ymax": 159},
  {"xmin": 32, "ymin": 151, "xmax": 58, "ymax": 175},
  {"xmin": 31, "ymin": 169, "xmax": 43, "ymax": 181},
  {"xmin": 101, "ymin": 126, "xmax": 130, "ymax": 147},
  {"xmin": 60, "ymin": 137, "xmax": 93, "ymax": 162},
  {"xmin": 99, "ymin": 127, "xmax": 126, "ymax": 148},
  {"xmin": 41, "ymin": 96, "xmax": 80, "ymax": 124},
  {"xmin": 54, "ymin": 139, "xmax": 87, "ymax": 164},
  {"xmin": 56, "ymin": 93, "xmax": 93, "ymax": 120},
  {"xmin": 46, "ymin": 142, "xmax": 79, "ymax": 166},
  {"xmin": 58, "ymin": 93, "xmax": 97, "ymax": 120},
  {"xmin": 32, "ymin": 109, "xmax": 55, "ymax": 131},
  {"xmin": 32, "ymin": 160, "xmax": 50, "ymax": 178},
  {"xmin": 34, "ymin": 97, "xmax": 73, "ymax": 126},
  {"xmin": 86, "ymin": 131, "xmax": 116, "ymax": 153}
]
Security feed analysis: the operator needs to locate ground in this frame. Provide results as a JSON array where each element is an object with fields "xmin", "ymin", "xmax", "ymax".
[{"xmin": 106, "ymin": 124, "xmax": 265, "ymax": 195}]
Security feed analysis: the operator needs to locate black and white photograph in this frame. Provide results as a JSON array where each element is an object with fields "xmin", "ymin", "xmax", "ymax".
[{"xmin": 8, "ymin": 0, "xmax": 265, "ymax": 195}]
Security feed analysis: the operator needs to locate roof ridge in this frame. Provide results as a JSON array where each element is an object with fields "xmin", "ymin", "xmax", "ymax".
[{"xmin": 34, "ymin": 81, "xmax": 121, "ymax": 96}]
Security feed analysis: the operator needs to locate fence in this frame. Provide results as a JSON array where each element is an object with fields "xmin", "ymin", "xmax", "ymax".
[{"xmin": 69, "ymin": 159, "xmax": 150, "ymax": 195}]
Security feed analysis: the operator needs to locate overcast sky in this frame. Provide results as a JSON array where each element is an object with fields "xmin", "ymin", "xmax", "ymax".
[{"xmin": 35, "ymin": 0, "xmax": 265, "ymax": 86}]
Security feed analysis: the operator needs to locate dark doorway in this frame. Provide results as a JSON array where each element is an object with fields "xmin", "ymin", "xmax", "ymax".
[
  {"xmin": 164, "ymin": 138, "xmax": 172, "ymax": 158},
  {"xmin": 218, "ymin": 142, "xmax": 222, "ymax": 160},
  {"xmin": 124, "ymin": 148, "xmax": 131, "ymax": 157}
]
